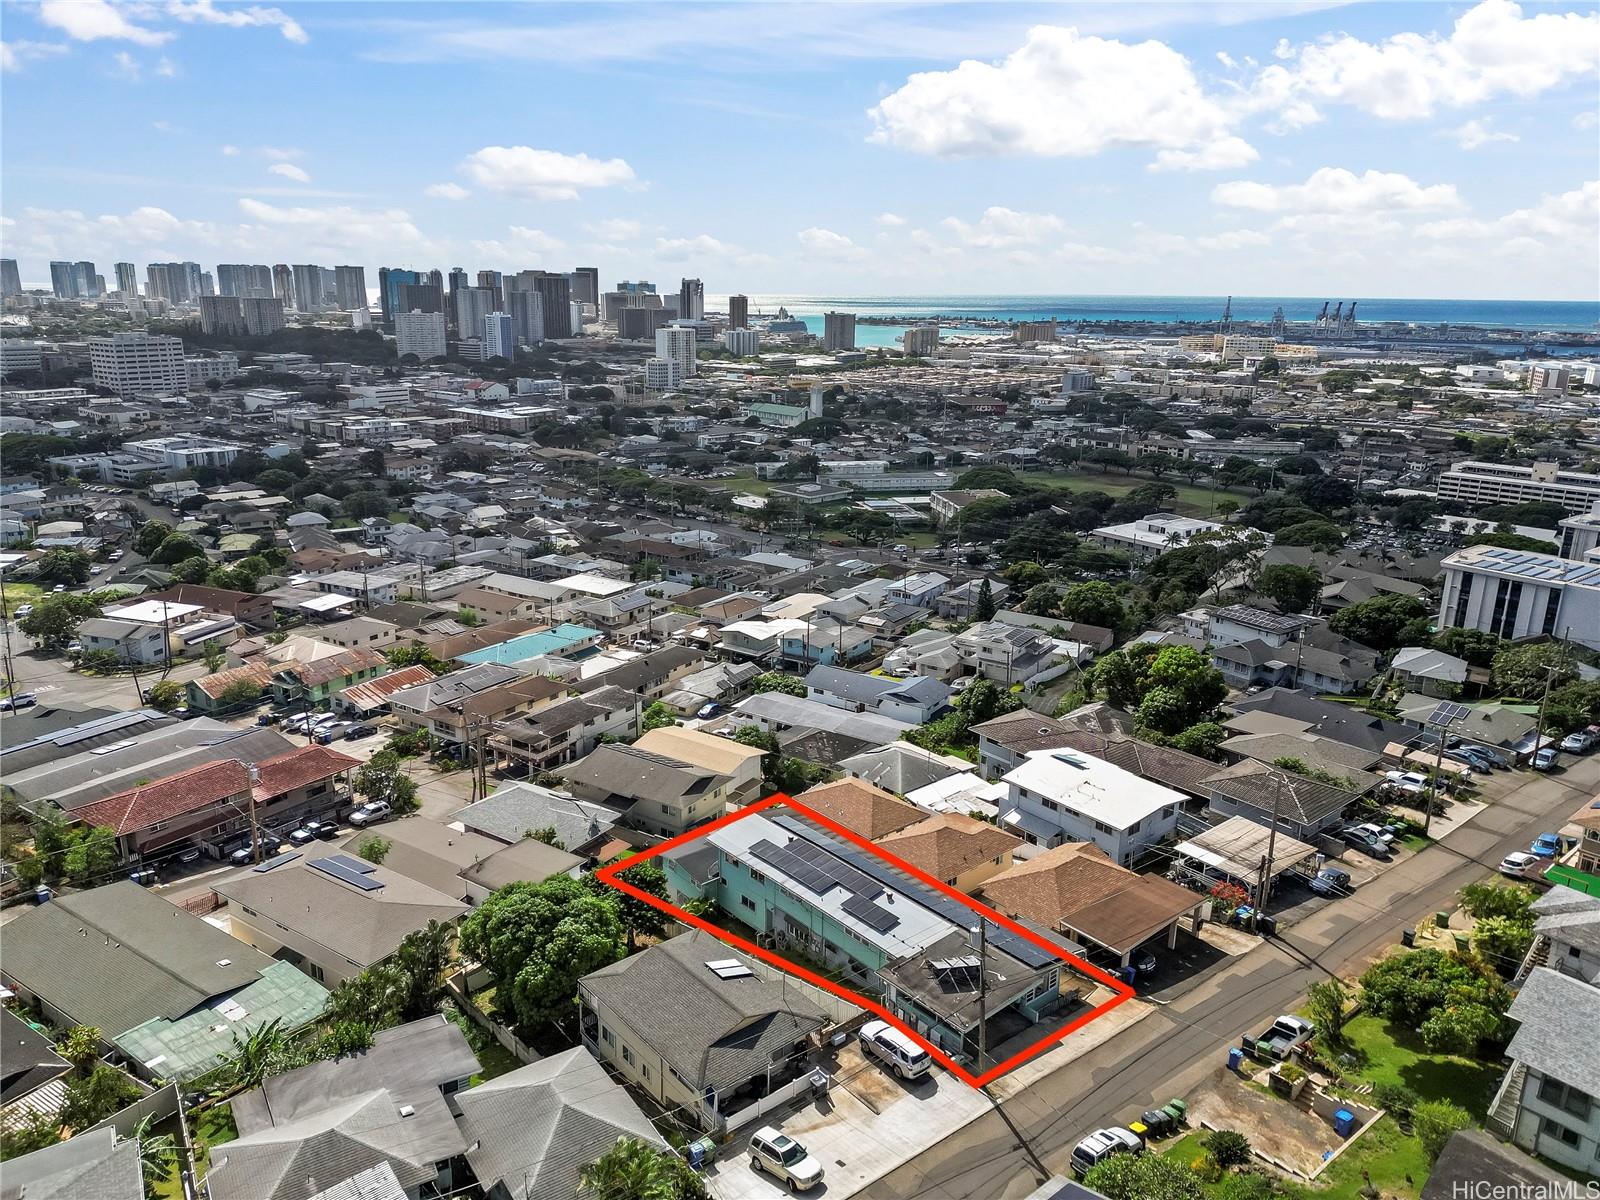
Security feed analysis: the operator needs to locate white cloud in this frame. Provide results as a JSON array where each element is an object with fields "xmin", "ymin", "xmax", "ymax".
[
  {"xmin": 0, "ymin": 40, "xmax": 70, "ymax": 72},
  {"xmin": 236, "ymin": 197, "xmax": 430, "ymax": 253},
  {"xmin": 1212, "ymin": 167, "xmax": 1462, "ymax": 214},
  {"xmin": 868, "ymin": 24, "xmax": 1239, "ymax": 165},
  {"xmin": 260, "ymin": 146, "xmax": 303, "ymax": 161},
  {"xmin": 462, "ymin": 145, "xmax": 636, "ymax": 200},
  {"xmin": 1448, "ymin": 118, "xmax": 1518, "ymax": 150},
  {"xmin": 471, "ymin": 225, "xmax": 566, "ymax": 260},
  {"xmin": 166, "ymin": 0, "xmax": 308, "ymax": 44},
  {"xmin": 797, "ymin": 227, "xmax": 867, "ymax": 261},
  {"xmin": 941, "ymin": 206, "xmax": 1065, "ymax": 248},
  {"xmin": 876, "ymin": 212, "xmax": 906, "ymax": 227},
  {"xmin": 1417, "ymin": 180, "xmax": 1598, "ymax": 243},
  {"xmin": 1215, "ymin": 51, "xmax": 1238, "ymax": 70},
  {"xmin": 1149, "ymin": 136, "xmax": 1260, "ymax": 173},
  {"xmin": 654, "ymin": 234, "xmax": 736, "ymax": 262},
  {"xmin": 37, "ymin": 0, "xmax": 172, "ymax": 46},
  {"xmin": 1251, "ymin": 0, "xmax": 1600, "ymax": 123},
  {"xmin": 220, "ymin": 144, "xmax": 240, "ymax": 156},
  {"xmin": 1573, "ymin": 111, "xmax": 1598, "ymax": 131},
  {"xmin": 112, "ymin": 50, "xmax": 142, "ymax": 79},
  {"xmin": 156, "ymin": 56, "xmax": 177, "ymax": 77},
  {"xmin": 268, "ymin": 162, "xmax": 311, "ymax": 183},
  {"xmin": 424, "ymin": 182, "xmax": 470, "ymax": 200},
  {"xmin": 583, "ymin": 217, "xmax": 642, "ymax": 241}
]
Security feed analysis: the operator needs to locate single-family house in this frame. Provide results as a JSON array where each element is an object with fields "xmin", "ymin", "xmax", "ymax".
[
  {"xmin": 489, "ymin": 686, "xmax": 639, "ymax": 774},
  {"xmin": 1491, "ymin": 967, "xmax": 1600, "ymax": 1175},
  {"xmin": 559, "ymin": 743, "xmax": 732, "ymax": 838},
  {"xmin": 1000, "ymin": 748, "xmax": 1185, "ymax": 864}
]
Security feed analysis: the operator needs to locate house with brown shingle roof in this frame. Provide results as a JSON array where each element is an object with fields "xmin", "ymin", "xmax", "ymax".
[
  {"xmin": 252, "ymin": 744, "xmax": 359, "ymax": 821},
  {"xmin": 268, "ymin": 646, "xmax": 388, "ymax": 707},
  {"xmin": 977, "ymin": 842, "xmax": 1203, "ymax": 970},
  {"xmin": 794, "ymin": 778, "xmax": 922, "ymax": 840},
  {"xmin": 876, "ymin": 813, "xmax": 1021, "ymax": 893},
  {"xmin": 186, "ymin": 661, "xmax": 275, "ymax": 713}
]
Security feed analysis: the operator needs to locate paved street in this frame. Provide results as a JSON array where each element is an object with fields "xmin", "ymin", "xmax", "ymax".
[
  {"xmin": 0, "ymin": 633, "xmax": 209, "ymax": 712},
  {"xmin": 861, "ymin": 759, "xmax": 1600, "ymax": 1200}
]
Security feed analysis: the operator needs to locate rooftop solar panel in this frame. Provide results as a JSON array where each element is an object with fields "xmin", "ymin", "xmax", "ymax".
[
  {"xmin": 252, "ymin": 851, "xmax": 301, "ymax": 873},
  {"xmin": 309, "ymin": 857, "xmax": 383, "ymax": 891},
  {"xmin": 842, "ymin": 892, "xmax": 899, "ymax": 933},
  {"xmin": 322, "ymin": 853, "xmax": 376, "ymax": 875}
]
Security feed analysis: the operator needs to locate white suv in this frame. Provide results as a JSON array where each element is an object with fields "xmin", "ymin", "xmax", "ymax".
[
  {"xmin": 858, "ymin": 1019, "xmax": 932, "ymax": 1080},
  {"xmin": 749, "ymin": 1127, "xmax": 823, "ymax": 1191}
]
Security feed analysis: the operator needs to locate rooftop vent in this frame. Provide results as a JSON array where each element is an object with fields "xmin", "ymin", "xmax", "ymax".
[
  {"xmin": 398, "ymin": 1105, "xmax": 416, "ymax": 1118},
  {"xmin": 705, "ymin": 959, "xmax": 754, "ymax": 980}
]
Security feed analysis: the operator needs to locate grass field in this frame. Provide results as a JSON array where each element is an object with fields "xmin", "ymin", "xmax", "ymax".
[
  {"xmin": 1024, "ymin": 471, "xmax": 1250, "ymax": 518},
  {"xmin": 1333, "ymin": 1015, "xmax": 1502, "ymax": 1119},
  {"xmin": 0, "ymin": 582, "xmax": 43, "ymax": 617}
]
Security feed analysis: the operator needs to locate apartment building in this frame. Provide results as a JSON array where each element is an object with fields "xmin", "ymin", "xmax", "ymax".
[
  {"xmin": 1437, "ymin": 461, "xmax": 1600, "ymax": 515},
  {"xmin": 89, "ymin": 332, "xmax": 186, "ymax": 397}
]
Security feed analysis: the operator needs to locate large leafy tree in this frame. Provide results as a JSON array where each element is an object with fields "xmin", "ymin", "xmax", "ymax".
[
  {"xmin": 151, "ymin": 532, "xmax": 207, "ymax": 565},
  {"xmin": 355, "ymin": 749, "xmax": 419, "ymax": 813},
  {"xmin": 59, "ymin": 1065, "xmax": 142, "ymax": 1129},
  {"xmin": 579, "ymin": 1136, "xmax": 708, "ymax": 1200},
  {"xmin": 1057, "ymin": 581, "xmax": 1125, "ymax": 630},
  {"xmin": 1490, "ymin": 641, "xmax": 1576, "ymax": 698},
  {"xmin": 1326, "ymin": 593, "xmax": 1432, "ymax": 654},
  {"xmin": 32, "ymin": 548, "xmax": 92, "ymax": 585},
  {"xmin": 19, "ymin": 594, "xmax": 100, "ymax": 649},
  {"xmin": 458, "ymin": 876, "xmax": 625, "ymax": 1037},
  {"xmin": 133, "ymin": 520, "xmax": 173, "ymax": 556},
  {"xmin": 587, "ymin": 859, "xmax": 670, "ymax": 951},
  {"xmin": 1254, "ymin": 564, "xmax": 1322, "ymax": 613}
]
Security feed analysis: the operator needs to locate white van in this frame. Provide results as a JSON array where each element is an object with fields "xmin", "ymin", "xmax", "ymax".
[
  {"xmin": 1070, "ymin": 1127, "xmax": 1142, "ymax": 1176},
  {"xmin": 858, "ymin": 1019, "xmax": 932, "ymax": 1080}
]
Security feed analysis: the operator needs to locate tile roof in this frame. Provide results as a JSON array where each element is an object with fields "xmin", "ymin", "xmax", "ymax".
[
  {"xmin": 457, "ymin": 1047, "xmax": 664, "ymax": 1200},
  {"xmin": 75, "ymin": 759, "xmax": 250, "ymax": 834},
  {"xmin": 277, "ymin": 646, "xmax": 387, "ymax": 689},
  {"xmin": 336, "ymin": 665, "xmax": 436, "ymax": 712},
  {"xmin": 795, "ymin": 778, "xmax": 924, "ymax": 839},
  {"xmin": 876, "ymin": 813, "xmax": 1021, "ymax": 880},
  {"xmin": 978, "ymin": 842, "xmax": 1200, "ymax": 954},
  {"xmin": 253, "ymin": 744, "xmax": 361, "ymax": 800},
  {"xmin": 193, "ymin": 661, "xmax": 275, "ymax": 700}
]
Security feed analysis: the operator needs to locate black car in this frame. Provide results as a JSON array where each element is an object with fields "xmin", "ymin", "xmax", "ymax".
[
  {"xmin": 289, "ymin": 820, "xmax": 335, "ymax": 846},
  {"xmin": 343, "ymin": 724, "xmax": 378, "ymax": 741}
]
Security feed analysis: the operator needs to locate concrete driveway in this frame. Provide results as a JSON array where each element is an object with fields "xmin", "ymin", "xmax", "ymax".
[{"xmin": 705, "ymin": 1042, "xmax": 990, "ymax": 1200}]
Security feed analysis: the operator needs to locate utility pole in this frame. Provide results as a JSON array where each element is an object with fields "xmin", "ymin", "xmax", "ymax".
[
  {"xmin": 246, "ymin": 764, "xmax": 263, "ymax": 864},
  {"xmin": 1251, "ymin": 770, "xmax": 1285, "ymax": 933},
  {"xmin": 1530, "ymin": 657, "xmax": 1562, "ymax": 766},
  {"xmin": 972, "ymin": 920, "xmax": 988, "ymax": 1075}
]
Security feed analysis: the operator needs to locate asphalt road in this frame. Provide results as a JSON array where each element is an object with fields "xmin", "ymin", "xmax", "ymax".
[{"xmin": 862, "ymin": 759, "xmax": 1600, "ymax": 1200}]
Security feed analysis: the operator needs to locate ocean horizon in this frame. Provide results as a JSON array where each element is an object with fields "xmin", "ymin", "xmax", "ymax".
[{"xmin": 717, "ymin": 293, "xmax": 1599, "ymax": 346}]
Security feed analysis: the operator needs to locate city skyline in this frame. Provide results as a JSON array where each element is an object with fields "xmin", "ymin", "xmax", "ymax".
[{"xmin": 2, "ymin": 0, "xmax": 1597, "ymax": 300}]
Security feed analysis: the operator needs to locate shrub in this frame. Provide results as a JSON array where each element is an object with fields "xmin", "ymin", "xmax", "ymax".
[
  {"xmin": 1372, "ymin": 1082, "xmax": 1418, "ymax": 1123},
  {"xmin": 1204, "ymin": 1129, "xmax": 1253, "ymax": 1169},
  {"xmin": 1414, "ymin": 1099, "xmax": 1472, "ymax": 1163}
]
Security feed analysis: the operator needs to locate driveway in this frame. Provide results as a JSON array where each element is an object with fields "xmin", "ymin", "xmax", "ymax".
[{"xmin": 705, "ymin": 1041, "xmax": 990, "ymax": 1200}]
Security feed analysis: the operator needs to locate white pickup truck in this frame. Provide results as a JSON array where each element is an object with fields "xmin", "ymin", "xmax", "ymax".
[{"xmin": 1248, "ymin": 1014, "xmax": 1315, "ymax": 1060}]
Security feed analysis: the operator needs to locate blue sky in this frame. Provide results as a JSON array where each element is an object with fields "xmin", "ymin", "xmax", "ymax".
[{"xmin": 2, "ymin": 0, "xmax": 1597, "ymax": 299}]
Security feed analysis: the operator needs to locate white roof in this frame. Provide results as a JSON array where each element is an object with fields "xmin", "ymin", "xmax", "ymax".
[
  {"xmin": 721, "ymin": 617, "xmax": 809, "ymax": 641},
  {"xmin": 301, "ymin": 594, "xmax": 357, "ymax": 613},
  {"xmin": 102, "ymin": 599, "xmax": 202, "ymax": 624},
  {"xmin": 555, "ymin": 573, "xmax": 632, "ymax": 597},
  {"xmin": 1003, "ymin": 748, "xmax": 1185, "ymax": 832},
  {"xmin": 905, "ymin": 771, "xmax": 1006, "ymax": 818}
]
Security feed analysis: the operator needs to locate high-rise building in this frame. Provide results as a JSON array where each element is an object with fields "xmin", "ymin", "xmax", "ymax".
[
  {"xmin": 394, "ymin": 310, "xmax": 447, "ymax": 361},
  {"xmin": 644, "ymin": 357, "xmax": 680, "ymax": 390},
  {"xmin": 395, "ymin": 281, "xmax": 443, "ymax": 316},
  {"xmin": 73, "ymin": 261, "xmax": 99, "ymax": 298},
  {"xmin": 446, "ymin": 267, "xmax": 470, "ymax": 328},
  {"xmin": 241, "ymin": 297, "xmax": 286, "ymax": 336},
  {"xmin": 724, "ymin": 328, "xmax": 760, "ymax": 356},
  {"xmin": 728, "ymin": 294, "xmax": 749, "ymax": 329},
  {"xmin": 617, "ymin": 280, "xmax": 656, "ymax": 294},
  {"xmin": 199, "ymin": 271, "xmax": 215, "ymax": 298},
  {"xmin": 114, "ymin": 262, "xmax": 139, "ymax": 296},
  {"xmin": 272, "ymin": 264, "xmax": 294, "ymax": 308},
  {"xmin": 572, "ymin": 266, "xmax": 599, "ymax": 307},
  {"xmin": 823, "ymin": 311, "xmax": 856, "ymax": 351},
  {"xmin": 903, "ymin": 325, "xmax": 939, "ymax": 357},
  {"xmin": 678, "ymin": 278, "xmax": 704, "ymax": 321},
  {"xmin": 509, "ymin": 290, "xmax": 545, "ymax": 346},
  {"xmin": 291, "ymin": 265, "xmax": 328, "ymax": 313},
  {"xmin": 508, "ymin": 271, "xmax": 573, "ymax": 339},
  {"xmin": 454, "ymin": 287, "xmax": 495, "ymax": 345},
  {"xmin": 656, "ymin": 325, "xmax": 697, "ymax": 381},
  {"xmin": 1015, "ymin": 320, "xmax": 1058, "ymax": 344},
  {"xmin": 334, "ymin": 266, "xmax": 368, "ymax": 311},
  {"xmin": 217, "ymin": 264, "xmax": 272, "ymax": 298},
  {"xmin": 89, "ymin": 331, "xmax": 186, "ymax": 397},
  {"xmin": 147, "ymin": 262, "xmax": 200, "ymax": 304},
  {"xmin": 618, "ymin": 307, "xmax": 668, "ymax": 341},
  {"xmin": 50, "ymin": 262, "xmax": 76, "ymax": 298},
  {"xmin": 0, "ymin": 259, "xmax": 21, "ymax": 297},
  {"xmin": 199, "ymin": 295, "xmax": 245, "ymax": 335},
  {"xmin": 476, "ymin": 270, "xmax": 504, "ymax": 309},
  {"xmin": 484, "ymin": 312, "xmax": 516, "ymax": 360},
  {"xmin": 378, "ymin": 268, "xmax": 420, "ymax": 327}
]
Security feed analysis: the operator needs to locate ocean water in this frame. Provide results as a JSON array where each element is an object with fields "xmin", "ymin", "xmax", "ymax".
[{"xmin": 730, "ymin": 294, "xmax": 1598, "ymax": 347}]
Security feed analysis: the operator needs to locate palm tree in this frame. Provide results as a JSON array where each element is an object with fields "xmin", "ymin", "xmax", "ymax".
[
  {"xmin": 129, "ymin": 1114, "xmax": 177, "ymax": 1193},
  {"xmin": 394, "ymin": 919, "xmax": 454, "ymax": 1021},
  {"xmin": 54, "ymin": 1026, "xmax": 102, "ymax": 1078},
  {"xmin": 228, "ymin": 1018, "xmax": 289, "ymax": 1090}
]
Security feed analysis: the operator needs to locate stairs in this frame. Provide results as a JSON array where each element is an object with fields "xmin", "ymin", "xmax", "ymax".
[
  {"xmin": 1485, "ymin": 1061, "xmax": 1526, "ymax": 1139},
  {"xmin": 1513, "ymin": 934, "xmax": 1550, "ymax": 987}
]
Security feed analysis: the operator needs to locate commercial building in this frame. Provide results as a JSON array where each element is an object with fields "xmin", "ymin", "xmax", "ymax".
[
  {"xmin": 618, "ymin": 306, "xmax": 668, "ymax": 341},
  {"xmin": 728, "ymin": 293, "xmax": 749, "ymax": 328},
  {"xmin": 644, "ymin": 357, "xmax": 681, "ymax": 390},
  {"xmin": 510, "ymin": 288, "xmax": 545, "ymax": 345},
  {"xmin": 656, "ymin": 324, "xmax": 697, "ymax": 381},
  {"xmin": 903, "ymin": 325, "xmax": 940, "ymax": 356},
  {"xmin": 1437, "ymin": 544, "xmax": 1600, "ymax": 651},
  {"xmin": 113, "ymin": 261, "xmax": 139, "ymax": 296},
  {"xmin": 49, "ymin": 261, "xmax": 76, "ymax": 298},
  {"xmin": 216, "ymin": 263, "xmax": 273, "ymax": 297},
  {"xmin": 508, "ymin": 271, "xmax": 572, "ymax": 339},
  {"xmin": 241, "ymin": 296, "xmax": 286, "ymax": 336},
  {"xmin": 333, "ymin": 264, "xmax": 367, "ymax": 310},
  {"xmin": 1437, "ymin": 461, "xmax": 1600, "ymax": 515},
  {"xmin": 395, "ymin": 309, "xmax": 447, "ymax": 361},
  {"xmin": 484, "ymin": 311, "xmax": 516, "ymax": 360},
  {"xmin": 1, "ymin": 257, "xmax": 21, "ymax": 297},
  {"xmin": 89, "ymin": 331, "xmax": 186, "ymax": 397},
  {"xmin": 678, "ymin": 277, "xmax": 704, "ymax": 321},
  {"xmin": 1015, "ymin": 320, "xmax": 1057, "ymax": 343},
  {"xmin": 824, "ymin": 310, "xmax": 857, "ymax": 351},
  {"xmin": 454, "ymin": 285, "xmax": 496, "ymax": 340},
  {"xmin": 290, "ymin": 264, "xmax": 327, "ymax": 312},
  {"xmin": 1090, "ymin": 513, "xmax": 1225, "ymax": 560}
]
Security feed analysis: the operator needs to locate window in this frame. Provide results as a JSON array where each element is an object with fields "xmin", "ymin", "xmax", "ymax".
[
  {"xmin": 642, "ymin": 1063, "xmax": 651, "ymax": 1080},
  {"xmin": 601, "ymin": 1027, "xmax": 614, "ymax": 1046},
  {"xmin": 148, "ymin": 821, "xmax": 167, "ymax": 833},
  {"xmin": 1541, "ymin": 1117, "xmax": 1580, "ymax": 1148},
  {"xmin": 748, "ymin": 868, "xmax": 766, "ymax": 883},
  {"xmin": 622, "ymin": 1045, "xmax": 635, "ymax": 1066},
  {"xmin": 1537, "ymin": 1077, "xmax": 1592, "ymax": 1120},
  {"xmin": 660, "ymin": 803, "xmax": 672, "ymax": 814},
  {"xmin": 740, "ymin": 895, "xmax": 757, "ymax": 912}
]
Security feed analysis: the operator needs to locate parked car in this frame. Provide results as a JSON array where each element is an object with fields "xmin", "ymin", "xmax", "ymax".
[
  {"xmin": 289, "ymin": 821, "xmax": 336, "ymax": 846},
  {"xmin": 0, "ymin": 692, "xmax": 39, "ymax": 711},
  {"xmin": 1250, "ymin": 1014, "xmax": 1316, "ymax": 1060},
  {"xmin": 343, "ymin": 723, "xmax": 378, "ymax": 740},
  {"xmin": 1310, "ymin": 867, "xmax": 1352, "ymax": 896},
  {"xmin": 695, "ymin": 703, "xmax": 721, "ymax": 719},
  {"xmin": 1382, "ymin": 770, "xmax": 1427, "ymax": 795},
  {"xmin": 1530, "ymin": 833, "xmax": 1564, "ymax": 858},
  {"xmin": 313, "ymin": 723, "xmax": 349, "ymax": 745},
  {"xmin": 1456, "ymin": 743, "xmax": 1510, "ymax": 770},
  {"xmin": 1532, "ymin": 747, "xmax": 1560, "ymax": 771},
  {"xmin": 348, "ymin": 800, "xmax": 393, "ymax": 828},
  {"xmin": 1070, "ymin": 1128, "xmax": 1143, "ymax": 1176},
  {"xmin": 1559, "ymin": 730, "xmax": 1595, "ymax": 754},
  {"xmin": 1499, "ymin": 851, "xmax": 1543, "ymax": 878},
  {"xmin": 748, "ymin": 1127, "xmax": 823, "ymax": 1191},
  {"xmin": 12, "ymin": 604, "xmax": 33, "ymax": 618},
  {"xmin": 1340, "ymin": 827, "xmax": 1391, "ymax": 858},
  {"xmin": 51, "ymin": 584, "xmax": 65, "ymax": 594},
  {"xmin": 176, "ymin": 847, "xmax": 202, "ymax": 865},
  {"xmin": 858, "ymin": 1019, "xmax": 932, "ymax": 1080},
  {"xmin": 1443, "ymin": 749, "xmax": 1490, "ymax": 774},
  {"xmin": 229, "ymin": 840, "xmax": 281, "ymax": 865},
  {"xmin": 1132, "ymin": 948, "xmax": 1158, "ymax": 976},
  {"xmin": 1352, "ymin": 823, "xmax": 1397, "ymax": 848}
]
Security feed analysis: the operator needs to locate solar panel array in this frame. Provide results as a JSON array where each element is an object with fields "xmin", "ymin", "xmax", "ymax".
[
  {"xmin": 309, "ymin": 852, "xmax": 382, "ymax": 891},
  {"xmin": 749, "ymin": 837, "xmax": 899, "ymax": 933},
  {"xmin": 1428, "ymin": 700, "xmax": 1471, "ymax": 727},
  {"xmin": 1480, "ymin": 547, "xmax": 1600, "ymax": 587},
  {"xmin": 252, "ymin": 851, "xmax": 301, "ymax": 874}
]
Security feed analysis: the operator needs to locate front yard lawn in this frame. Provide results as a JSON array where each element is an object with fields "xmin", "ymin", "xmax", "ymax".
[{"xmin": 1330, "ymin": 1014, "xmax": 1502, "ymax": 1120}]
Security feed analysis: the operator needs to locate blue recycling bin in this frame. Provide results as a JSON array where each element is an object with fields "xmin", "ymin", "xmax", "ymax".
[
  {"xmin": 1227, "ymin": 1047, "xmax": 1245, "ymax": 1072},
  {"xmin": 1333, "ymin": 1108, "xmax": 1356, "ymax": 1137}
]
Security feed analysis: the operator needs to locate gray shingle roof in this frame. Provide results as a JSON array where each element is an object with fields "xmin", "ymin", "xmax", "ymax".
[
  {"xmin": 1506, "ymin": 967, "xmax": 1600, "ymax": 1097},
  {"xmin": 559, "ymin": 744, "xmax": 722, "ymax": 803},
  {"xmin": 0, "ymin": 1127, "xmax": 143, "ymax": 1200},
  {"xmin": 580, "ymin": 929, "xmax": 827, "ymax": 1092},
  {"xmin": 0, "ymin": 882, "xmax": 278, "ymax": 1038},
  {"xmin": 0, "ymin": 1008, "xmax": 71, "ymax": 1106},
  {"xmin": 450, "ymin": 784, "xmax": 621, "ymax": 850},
  {"xmin": 457, "ymin": 1047, "xmax": 664, "ymax": 1200}
]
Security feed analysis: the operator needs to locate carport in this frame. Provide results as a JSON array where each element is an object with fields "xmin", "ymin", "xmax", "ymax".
[{"xmin": 1170, "ymin": 815, "xmax": 1319, "ymax": 896}]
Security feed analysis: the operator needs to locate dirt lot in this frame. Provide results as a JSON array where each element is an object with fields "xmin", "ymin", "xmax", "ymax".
[{"xmin": 1185, "ymin": 1065, "xmax": 1341, "ymax": 1176}]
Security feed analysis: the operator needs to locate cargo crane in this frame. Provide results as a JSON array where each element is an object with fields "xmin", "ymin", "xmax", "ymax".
[{"xmin": 1218, "ymin": 295, "xmax": 1233, "ymax": 333}]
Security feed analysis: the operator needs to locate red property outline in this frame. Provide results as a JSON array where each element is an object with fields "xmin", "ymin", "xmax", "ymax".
[{"xmin": 595, "ymin": 792, "xmax": 1135, "ymax": 1089}]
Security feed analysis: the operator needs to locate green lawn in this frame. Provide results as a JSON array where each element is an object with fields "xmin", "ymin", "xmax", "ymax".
[
  {"xmin": 1307, "ymin": 1116, "xmax": 1429, "ymax": 1200},
  {"xmin": 1023, "ymin": 471, "xmax": 1250, "ymax": 518},
  {"xmin": 0, "ymin": 582, "xmax": 43, "ymax": 617},
  {"xmin": 722, "ymin": 475, "xmax": 773, "ymax": 496},
  {"xmin": 1328, "ymin": 1015, "xmax": 1502, "ymax": 1119},
  {"xmin": 152, "ymin": 1103, "xmax": 236, "ymax": 1200}
]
